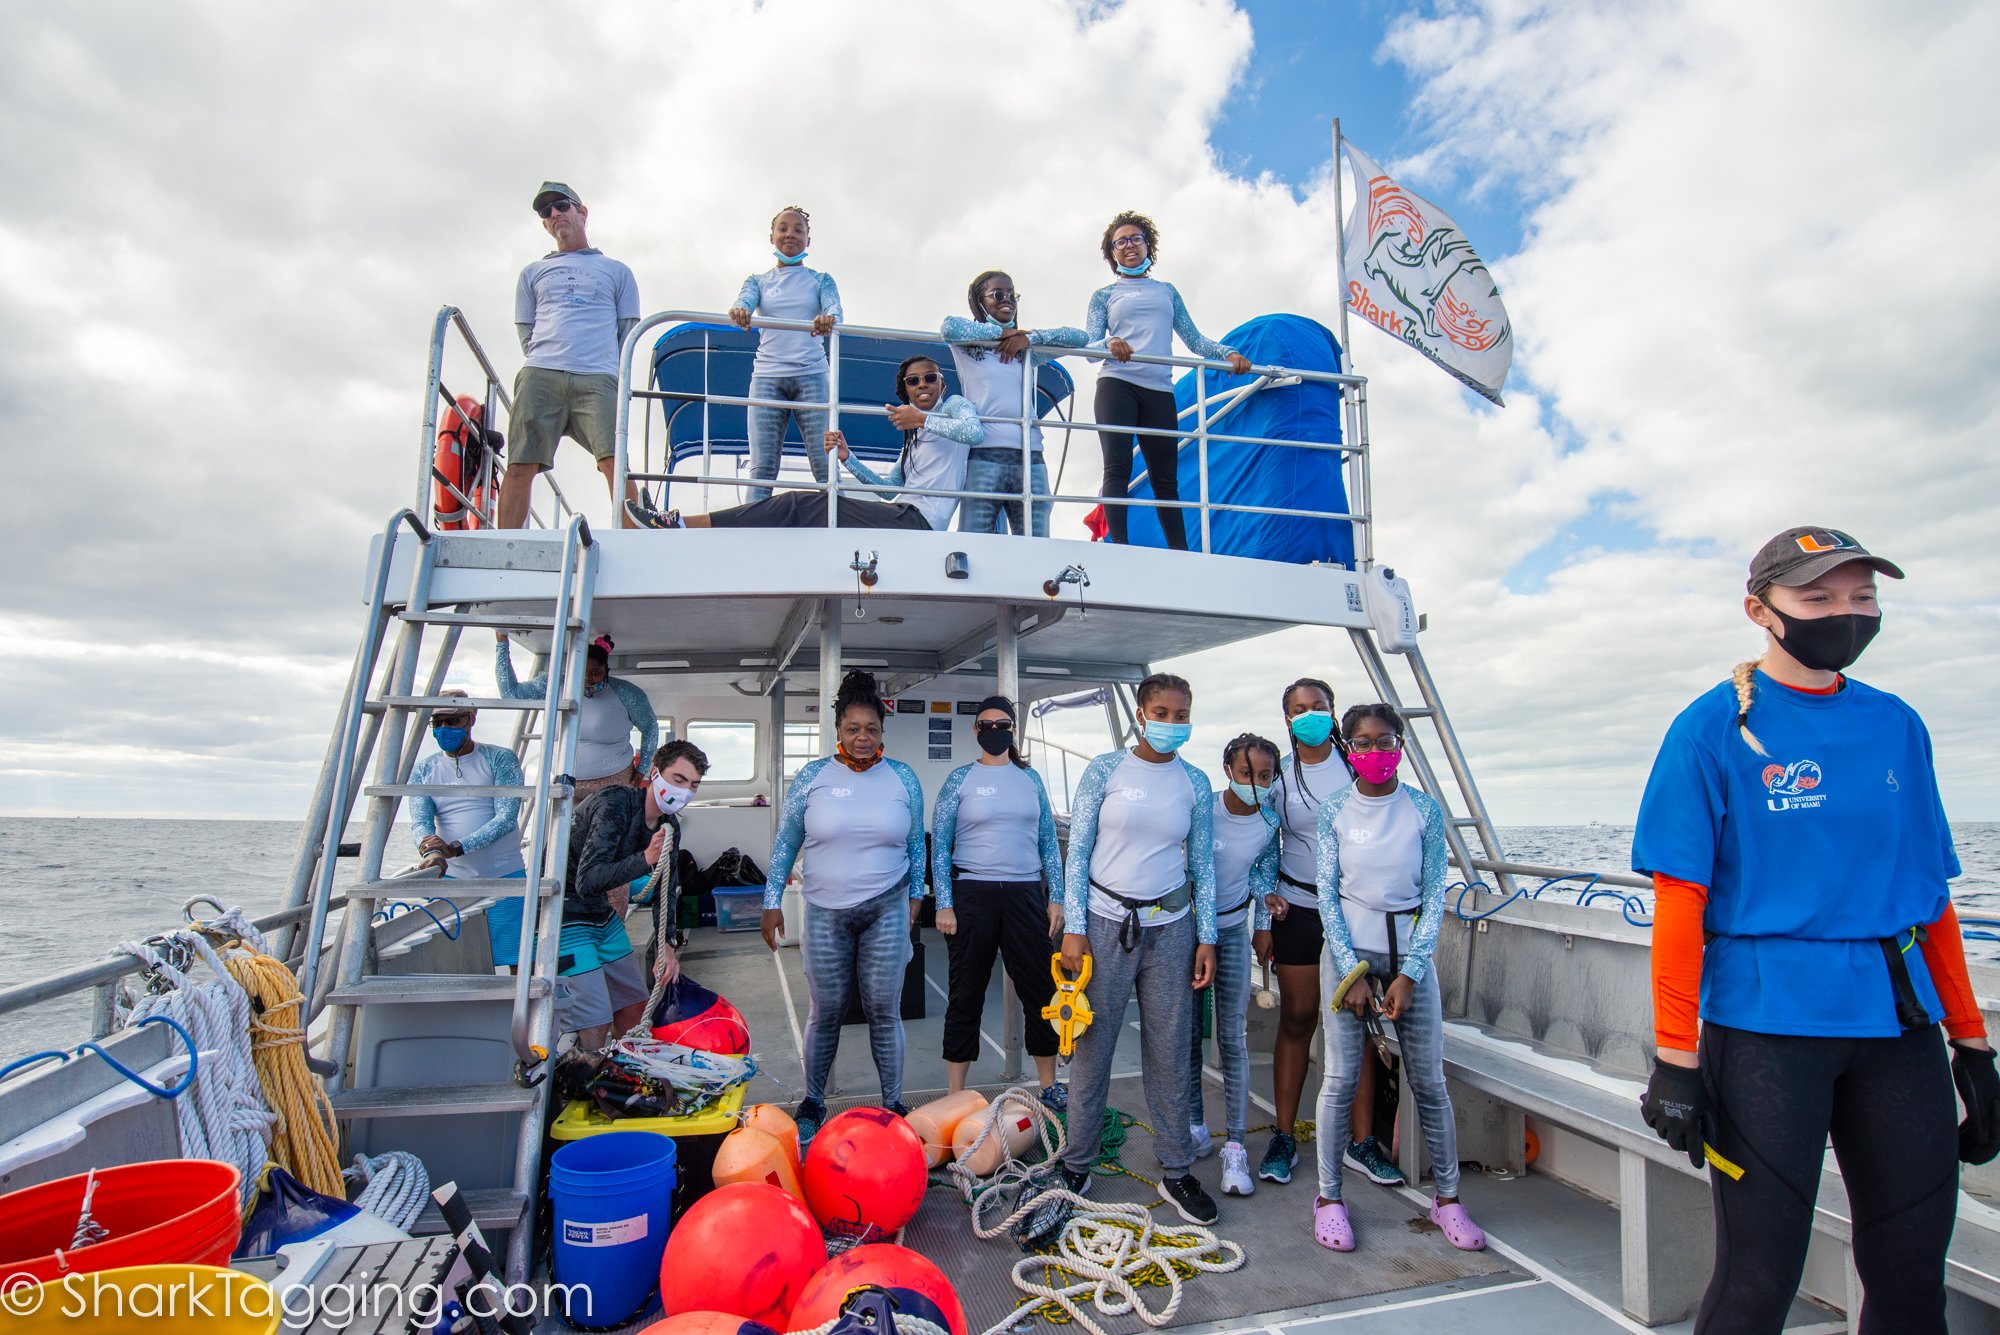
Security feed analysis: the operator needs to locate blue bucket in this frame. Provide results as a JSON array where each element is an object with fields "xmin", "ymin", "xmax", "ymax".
[{"xmin": 550, "ymin": 1130, "xmax": 678, "ymax": 1328}]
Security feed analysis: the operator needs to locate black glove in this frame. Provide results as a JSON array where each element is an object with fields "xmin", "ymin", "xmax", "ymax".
[
  {"xmin": 1640, "ymin": 1059, "xmax": 1711, "ymax": 1170},
  {"xmin": 1953, "ymin": 1043, "xmax": 2000, "ymax": 1165}
]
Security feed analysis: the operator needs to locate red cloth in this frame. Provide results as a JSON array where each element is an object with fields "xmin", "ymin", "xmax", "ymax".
[{"xmin": 1651, "ymin": 874, "xmax": 1708, "ymax": 1053}]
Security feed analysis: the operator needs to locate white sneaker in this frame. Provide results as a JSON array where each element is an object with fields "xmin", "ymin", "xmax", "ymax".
[
  {"xmin": 1189, "ymin": 1123, "xmax": 1215, "ymax": 1159},
  {"xmin": 1220, "ymin": 1141, "xmax": 1255, "ymax": 1196}
]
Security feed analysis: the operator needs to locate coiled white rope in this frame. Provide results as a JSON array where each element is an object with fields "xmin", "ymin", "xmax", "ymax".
[
  {"xmin": 114, "ymin": 931, "xmax": 275, "ymax": 1204},
  {"xmin": 346, "ymin": 1151, "xmax": 430, "ymax": 1231},
  {"xmin": 946, "ymin": 1086, "xmax": 1246, "ymax": 1335}
]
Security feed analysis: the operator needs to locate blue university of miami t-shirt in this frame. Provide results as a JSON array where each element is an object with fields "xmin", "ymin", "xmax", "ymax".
[{"xmin": 1632, "ymin": 671, "xmax": 1961, "ymax": 1038}]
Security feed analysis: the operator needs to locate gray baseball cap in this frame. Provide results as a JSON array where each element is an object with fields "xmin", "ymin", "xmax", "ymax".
[
  {"xmin": 532, "ymin": 181, "xmax": 582, "ymax": 212},
  {"xmin": 1746, "ymin": 526, "xmax": 1904, "ymax": 592}
]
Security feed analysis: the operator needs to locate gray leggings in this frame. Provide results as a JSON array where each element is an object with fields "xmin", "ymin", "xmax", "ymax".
[
  {"xmin": 1061, "ymin": 910, "xmax": 1198, "ymax": 1175},
  {"xmin": 801, "ymin": 887, "xmax": 911, "ymax": 1105},
  {"xmin": 1315, "ymin": 947, "xmax": 1459, "ymax": 1200}
]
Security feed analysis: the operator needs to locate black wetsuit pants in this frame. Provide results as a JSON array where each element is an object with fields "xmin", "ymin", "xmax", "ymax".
[
  {"xmin": 941, "ymin": 877, "xmax": 1058, "ymax": 1063},
  {"xmin": 707, "ymin": 492, "xmax": 930, "ymax": 531},
  {"xmin": 1095, "ymin": 379, "xmax": 1186, "ymax": 550},
  {"xmin": 1698, "ymin": 1023, "xmax": 1957, "ymax": 1334}
]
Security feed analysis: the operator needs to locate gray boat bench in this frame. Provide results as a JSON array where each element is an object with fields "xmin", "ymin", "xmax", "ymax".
[{"xmin": 1384, "ymin": 1023, "xmax": 2000, "ymax": 1326}]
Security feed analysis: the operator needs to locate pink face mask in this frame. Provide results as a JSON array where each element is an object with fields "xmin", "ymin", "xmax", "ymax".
[{"xmin": 1350, "ymin": 750, "xmax": 1402, "ymax": 785}]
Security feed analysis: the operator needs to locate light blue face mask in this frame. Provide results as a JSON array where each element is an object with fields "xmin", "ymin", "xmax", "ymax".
[
  {"xmin": 1289, "ymin": 710, "xmax": 1335, "ymax": 748},
  {"xmin": 773, "ymin": 249, "xmax": 808, "ymax": 266},
  {"xmin": 431, "ymin": 725, "xmax": 468, "ymax": 753},
  {"xmin": 1141, "ymin": 720, "xmax": 1191, "ymax": 754},
  {"xmin": 584, "ymin": 680, "xmax": 606, "ymax": 698},
  {"xmin": 1228, "ymin": 780, "xmax": 1275, "ymax": 808},
  {"xmin": 1115, "ymin": 256, "xmax": 1153, "ymax": 277}
]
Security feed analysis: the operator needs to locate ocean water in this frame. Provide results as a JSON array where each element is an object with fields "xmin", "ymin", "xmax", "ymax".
[{"xmin": 1, "ymin": 818, "xmax": 1996, "ymax": 1059}]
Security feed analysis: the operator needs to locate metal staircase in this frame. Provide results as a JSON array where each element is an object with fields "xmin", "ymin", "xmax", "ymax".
[{"xmin": 287, "ymin": 507, "xmax": 599, "ymax": 1283}]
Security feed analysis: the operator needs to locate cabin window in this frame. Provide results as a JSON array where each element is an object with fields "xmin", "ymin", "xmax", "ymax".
[
  {"xmin": 683, "ymin": 720, "xmax": 757, "ymax": 782},
  {"xmin": 783, "ymin": 723, "xmax": 819, "ymax": 780}
]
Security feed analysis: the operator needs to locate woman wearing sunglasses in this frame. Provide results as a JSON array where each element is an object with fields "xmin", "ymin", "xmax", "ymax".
[
  {"xmin": 941, "ymin": 270, "xmax": 1086, "ymax": 536},
  {"xmin": 1084, "ymin": 212, "xmax": 1251, "ymax": 550},
  {"xmin": 628, "ymin": 356, "xmax": 979, "ymax": 531},
  {"xmin": 931, "ymin": 697, "xmax": 1068, "ymax": 1109}
]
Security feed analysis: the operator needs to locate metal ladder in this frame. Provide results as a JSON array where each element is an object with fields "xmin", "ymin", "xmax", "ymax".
[
  {"xmin": 1346, "ymin": 629, "xmax": 1520, "ymax": 902},
  {"xmin": 290, "ymin": 508, "xmax": 598, "ymax": 1283}
]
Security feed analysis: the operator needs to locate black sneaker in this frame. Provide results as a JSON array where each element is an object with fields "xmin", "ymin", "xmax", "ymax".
[
  {"xmin": 1010, "ymin": 1162, "xmax": 1092, "ymax": 1250},
  {"xmin": 625, "ymin": 496, "xmax": 681, "ymax": 529},
  {"xmin": 796, "ymin": 1097, "xmax": 827, "ymax": 1147},
  {"xmin": 887, "ymin": 1101, "xmax": 912, "ymax": 1117},
  {"xmin": 1158, "ymin": 1173, "xmax": 1220, "ymax": 1225}
]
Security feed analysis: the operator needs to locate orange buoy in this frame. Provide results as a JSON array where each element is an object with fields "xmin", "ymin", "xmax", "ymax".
[
  {"xmin": 787, "ymin": 1244, "xmax": 968, "ymax": 1335},
  {"xmin": 636, "ymin": 1313, "xmax": 780, "ymax": 1335},
  {"xmin": 657, "ymin": 1183, "xmax": 825, "ymax": 1328},
  {"xmin": 951, "ymin": 1102, "xmax": 1037, "ymax": 1176},
  {"xmin": 1524, "ymin": 1124, "xmax": 1541, "ymax": 1167},
  {"xmin": 713, "ymin": 1126, "xmax": 807, "ymax": 1205},
  {"xmin": 801, "ymin": 1107, "xmax": 927, "ymax": 1238},
  {"xmin": 743, "ymin": 1102, "xmax": 802, "ymax": 1175},
  {"xmin": 434, "ymin": 394, "xmax": 494, "ymax": 531},
  {"xmin": 905, "ymin": 1090, "xmax": 987, "ymax": 1168}
]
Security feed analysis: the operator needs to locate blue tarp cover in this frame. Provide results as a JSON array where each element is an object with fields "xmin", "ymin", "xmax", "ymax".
[{"xmin": 1124, "ymin": 313, "xmax": 1353, "ymax": 566}]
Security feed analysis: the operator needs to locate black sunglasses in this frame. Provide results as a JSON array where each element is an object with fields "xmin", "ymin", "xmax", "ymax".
[
  {"xmin": 536, "ymin": 199, "xmax": 577, "ymax": 219},
  {"xmin": 431, "ymin": 715, "xmax": 471, "ymax": 728},
  {"xmin": 902, "ymin": 371, "xmax": 942, "ymax": 387},
  {"xmin": 975, "ymin": 719, "xmax": 1014, "ymax": 732}
]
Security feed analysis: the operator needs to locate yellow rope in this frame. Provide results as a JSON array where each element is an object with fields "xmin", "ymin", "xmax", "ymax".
[{"xmin": 223, "ymin": 949, "xmax": 344, "ymax": 1197}]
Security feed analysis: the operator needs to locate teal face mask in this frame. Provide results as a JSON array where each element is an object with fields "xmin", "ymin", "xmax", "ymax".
[
  {"xmin": 1141, "ymin": 720, "xmax": 1191, "ymax": 754},
  {"xmin": 1228, "ymin": 780, "xmax": 1274, "ymax": 808},
  {"xmin": 1115, "ymin": 257, "xmax": 1153, "ymax": 277},
  {"xmin": 431, "ymin": 725, "xmax": 468, "ymax": 753},
  {"xmin": 1289, "ymin": 710, "xmax": 1334, "ymax": 748},
  {"xmin": 774, "ymin": 249, "xmax": 808, "ymax": 266}
]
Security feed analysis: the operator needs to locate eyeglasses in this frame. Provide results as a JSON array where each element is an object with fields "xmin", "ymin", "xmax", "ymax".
[
  {"xmin": 536, "ymin": 199, "xmax": 577, "ymax": 219},
  {"xmin": 902, "ymin": 371, "xmax": 942, "ymax": 387},
  {"xmin": 1111, "ymin": 235, "xmax": 1148, "ymax": 250},
  {"xmin": 1345, "ymin": 735, "xmax": 1403, "ymax": 753},
  {"xmin": 975, "ymin": 719, "xmax": 1014, "ymax": 732}
]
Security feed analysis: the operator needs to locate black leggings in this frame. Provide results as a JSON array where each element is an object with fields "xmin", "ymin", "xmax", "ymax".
[
  {"xmin": 942, "ymin": 876, "xmax": 1058, "ymax": 1063},
  {"xmin": 707, "ymin": 492, "xmax": 929, "ymax": 531},
  {"xmin": 1095, "ymin": 378, "xmax": 1185, "ymax": 550},
  {"xmin": 1698, "ymin": 1023, "xmax": 1957, "ymax": 1334}
]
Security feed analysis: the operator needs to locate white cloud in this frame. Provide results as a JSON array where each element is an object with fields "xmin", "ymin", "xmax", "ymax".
[{"xmin": 2, "ymin": 0, "xmax": 1995, "ymax": 836}]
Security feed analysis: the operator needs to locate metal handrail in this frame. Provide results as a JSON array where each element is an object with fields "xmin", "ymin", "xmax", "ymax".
[
  {"xmin": 419, "ymin": 305, "xmax": 576, "ymax": 531},
  {"xmin": 1453, "ymin": 856, "xmax": 1651, "ymax": 892},
  {"xmin": 610, "ymin": 308, "xmax": 1367, "ymax": 552}
]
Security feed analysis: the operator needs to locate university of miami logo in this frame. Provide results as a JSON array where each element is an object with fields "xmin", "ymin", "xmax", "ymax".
[{"xmin": 1762, "ymin": 759, "xmax": 1827, "ymax": 811}]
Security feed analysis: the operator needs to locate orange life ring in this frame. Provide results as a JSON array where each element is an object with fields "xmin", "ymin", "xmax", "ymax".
[{"xmin": 434, "ymin": 394, "xmax": 493, "ymax": 530}]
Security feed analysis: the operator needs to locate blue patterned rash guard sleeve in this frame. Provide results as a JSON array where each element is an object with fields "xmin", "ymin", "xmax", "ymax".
[
  {"xmin": 494, "ymin": 639, "xmax": 547, "ymax": 700},
  {"xmin": 733, "ymin": 273, "xmax": 762, "ymax": 313},
  {"xmin": 1083, "ymin": 286, "xmax": 1113, "ymax": 348},
  {"xmin": 457, "ymin": 746, "xmax": 525, "ymax": 853},
  {"xmin": 940, "ymin": 315, "xmax": 1089, "ymax": 350},
  {"xmin": 1167, "ymin": 284, "xmax": 1236, "ymax": 361},
  {"xmin": 1182, "ymin": 760, "xmax": 1219, "ymax": 944},
  {"xmin": 843, "ymin": 454, "xmax": 899, "ymax": 491},
  {"xmin": 764, "ymin": 756, "xmax": 825, "ymax": 908},
  {"xmin": 1029, "ymin": 769, "xmax": 1066, "ymax": 899},
  {"xmin": 608, "ymin": 677, "xmax": 658, "ymax": 764},
  {"xmin": 1062, "ymin": 752, "xmax": 1121, "ymax": 927},
  {"xmin": 1315, "ymin": 787, "xmax": 1362, "ymax": 979},
  {"xmin": 930, "ymin": 764, "xmax": 970, "ymax": 909},
  {"xmin": 815, "ymin": 270, "xmax": 843, "ymax": 322},
  {"xmin": 1250, "ymin": 818, "xmax": 1280, "ymax": 931},
  {"xmin": 408, "ymin": 754, "xmax": 440, "ymax": 846},
  {"xmin": 1401, "ymin": 789, "xmax": 1450, "ymax": 983},
  {"xmin": 924, "ymin": 395, "xmax": 985, "ymax": 445},
  {"xmin": 893, "ymin": 760, "xmax": 927, "ymax": 899}
]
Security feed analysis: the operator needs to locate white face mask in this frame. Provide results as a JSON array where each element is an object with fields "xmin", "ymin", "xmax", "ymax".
[{"xmin": 650, "ymin": 772, "xmax": 693, "ymax": 815}]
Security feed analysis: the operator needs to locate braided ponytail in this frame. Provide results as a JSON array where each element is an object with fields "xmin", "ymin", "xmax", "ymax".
[{"xmin": 1732, "ymin": 658, "xmax": 1768, "ymax": 755}]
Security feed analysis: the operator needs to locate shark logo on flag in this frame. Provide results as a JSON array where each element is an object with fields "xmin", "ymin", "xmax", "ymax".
[{"xmin": 1340, "ymin": 139, "xmax": 1513, "ymax": 405}]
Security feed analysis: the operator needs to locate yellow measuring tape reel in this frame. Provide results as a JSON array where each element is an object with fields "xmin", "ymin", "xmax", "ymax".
[{"xmin": 1043, "ymin": 954, "xmax": 1094, "ymax": 1056}]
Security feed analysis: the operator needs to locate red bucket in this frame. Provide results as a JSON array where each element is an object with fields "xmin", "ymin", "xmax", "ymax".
[{"xmin": 0, "ymin": 1160, "xmax": 242, "ymax": 1283}]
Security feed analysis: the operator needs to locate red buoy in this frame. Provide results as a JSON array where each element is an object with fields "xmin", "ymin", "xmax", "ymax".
[
  {"xmin": 636, "ymin": 1314, "xmax": 780, "ymax": 1335},
  {"xmin": 787, "ymin": 1243, "xmax": 968, "ymax": 1335},
  {"xmin": 657, "ymin": 1183, "xmax": 825, "ymax": 1328},
  {"xmin": 801, "ymin": 1107, "xmax": 928, "ymax": 1238},
  {"xmin": 651, "ymin": 978, "xmax": 751, "ymax": 1054}
]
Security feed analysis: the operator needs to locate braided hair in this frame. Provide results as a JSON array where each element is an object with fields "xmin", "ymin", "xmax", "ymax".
[
  {"xmin": 1732, "ymin": 582, "xmax": 1778, "ymax": 755},
  {"xmin": 1222, "ymin": 731, "xmax": 1281, "ymax": 777},
  {"xmin": 770, "ymin": 204, "xmax": 811, "ymax": 230},
  {"xmin": 1278, "ymin": 676, "xmax": 1348, "ymax": 809},
  {"xmin": 1136, "ymin": 672, "xmax": 1192, "ymax": 710},
  {"xmin": 967, "ymin": 269, "xmax": 1011, "ymax": 321},
  {"xmin": 834, "ymin": 668, "xmax": 886, "ymax": 726}
]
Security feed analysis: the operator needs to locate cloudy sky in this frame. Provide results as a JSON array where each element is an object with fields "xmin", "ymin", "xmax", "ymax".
[{"xmin": 3, "ymin": 0, "xmax": 1995, "ymax": 828}]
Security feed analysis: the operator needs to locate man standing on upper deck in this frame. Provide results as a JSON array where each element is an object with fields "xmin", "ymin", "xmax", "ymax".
[{"xmin": 497, "ymin": 181, "xmax": 644, "ymax": 530}]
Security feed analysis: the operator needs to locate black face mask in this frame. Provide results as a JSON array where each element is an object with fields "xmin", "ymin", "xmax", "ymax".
[
  {"xmin": 977, "ymin": 726, "xmax": 1015, "ymax": 757},
  {"xmin": 1769, "ymin": 608, "xmax": 1882, "ymax": 673}
]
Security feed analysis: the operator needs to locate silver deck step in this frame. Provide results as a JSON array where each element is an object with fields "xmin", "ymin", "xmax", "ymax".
[
  {"xmin": 363, "ymin": 783, "xmax": 537, "ymax": 799},
  {"xmin": 412, "ymin": 1187, "xmax": 529, "ymax": 1236},
  {"xmin": 327, "ymin": 974, "xmax": 550, "ymax": 1006},
  {"xmin": 329, "ymin": 1083, "xmax": 537, "ymax": 1119},
  {"xmin": 400, "ymin": 611, "xmax": 582, "ymax": 630},
  {"xmin": 369, "ymin": 695, "xmax": 575, "ymax": 713}
]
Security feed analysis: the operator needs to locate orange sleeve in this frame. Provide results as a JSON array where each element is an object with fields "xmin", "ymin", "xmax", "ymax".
[
  {"xmin": 1919, "ymin": 902, "xmax": 1987, "ymax": 1041},
  {"xmin": 1651, "ymin": 873, "xmax": 1708, "ymax": 1052}
]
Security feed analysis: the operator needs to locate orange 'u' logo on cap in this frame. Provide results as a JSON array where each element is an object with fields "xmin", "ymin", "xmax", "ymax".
[{"xmin": 1795, "ymin": 531, "xmax": 1854, "ymax": 554}]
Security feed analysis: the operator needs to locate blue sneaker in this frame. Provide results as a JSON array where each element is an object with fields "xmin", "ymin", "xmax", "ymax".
[
  {"xmin": 1039, "ymin": 1083, "xmax": 1069, "ymax": 1115},
  {"xmin": 796, "ymin": 1098, "xmax": 827, "ymax": 1148},
  {"xmin": 1343, "ymin": 1136, "xmax": 1406, "ymax": 1186},
  {"xmin": 1258, "ymin": 1130, "xmax": 1298, "ymax": 1184}
]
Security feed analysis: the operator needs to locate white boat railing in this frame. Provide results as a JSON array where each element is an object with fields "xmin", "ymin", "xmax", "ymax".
[
  {"xmin": 569, "ymin": 308, "xmax": 1377, "ymax": 558},
  {"xmin": 417, "ymin": 305, "xmax": 576, "ymax": 532}
]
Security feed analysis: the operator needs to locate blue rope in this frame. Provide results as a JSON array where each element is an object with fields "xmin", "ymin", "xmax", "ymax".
[
  {"xmin": 1450, "ymin": 873, "xmax": 1655, "ymax": 928},
  {"xmin": 0, "ymin": 1015, "xmax": 198, "ymax": 1100},
  {"xmin": 1961, "ymin": 918, "xmax": 2000, "ymax": 943},
  {"xmin": 372, "ymin": 897, "xmax": 463, "ymax": 940}
]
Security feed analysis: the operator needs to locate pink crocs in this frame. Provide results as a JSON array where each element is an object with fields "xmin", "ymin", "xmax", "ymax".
[
  {"xmin": 1313, "ymin": 1197, "xmax": 1355, "ymax": 1252},
  {"xmin": 1429, "ymin": 1198, "xmax": 1487, "ymax": 1251}
]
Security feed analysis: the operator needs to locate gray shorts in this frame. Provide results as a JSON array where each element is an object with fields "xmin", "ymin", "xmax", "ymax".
[
  {"xmin": 509, "ymin": 366, "xmax": 618, "ymax": 468},
  {"xmin": 553, "ymin": 951, "xmax": 648, "ymax": 1034}
]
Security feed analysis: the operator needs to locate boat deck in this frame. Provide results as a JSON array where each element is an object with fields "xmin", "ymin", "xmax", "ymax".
[{"xmin": 517, "ymin": 921, "xmax": 1841, "ymax": 1335}]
